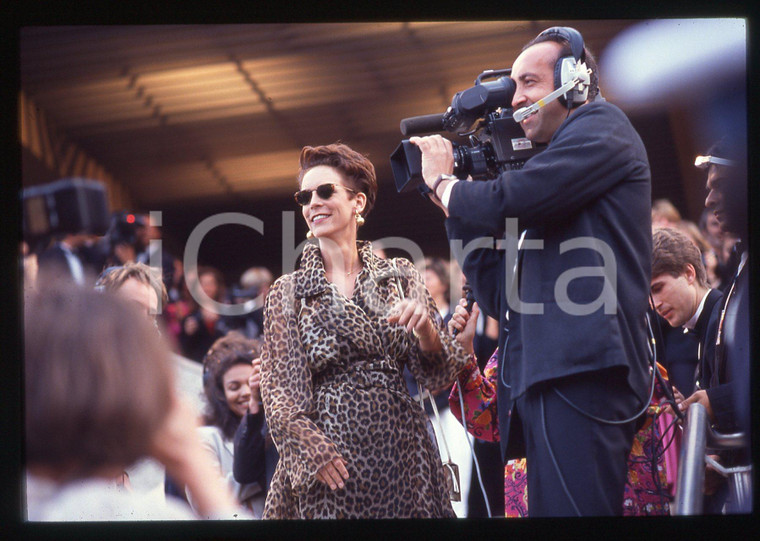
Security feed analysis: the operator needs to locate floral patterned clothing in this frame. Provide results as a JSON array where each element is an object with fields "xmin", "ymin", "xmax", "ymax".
[{"xmin": 449, "ymin": 349, "xmax": 674, "ymax": 517}]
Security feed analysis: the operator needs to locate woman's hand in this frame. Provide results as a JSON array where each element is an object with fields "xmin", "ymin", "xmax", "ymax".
[
  {"xmin": 248, "ymin": 358, "xmax": 262, "ymax": 414},
  {"xmin": 388, "ymin": 298, "xmax": 431, "ymax": 334},
  {"xmin": 150, "ymin": 393, "xmax": 238, "ymax": 516},
  {"xmin": 387, "ymin": 298, "xmax": 441, "ymax": 352},
  {"xmin": 150, "ymin": 394, "xmax": 202, "ymax": 470},
  {"xmin": 315, "ymin": 457, "xmax": 349, "ymax": 491},
  {"xmin": 660, "ymin": 385, "xmax": 685, "ymax": 419},
  {"xmin": 448, "ymin": 299, "xmax": 480, "ymax": 355}
]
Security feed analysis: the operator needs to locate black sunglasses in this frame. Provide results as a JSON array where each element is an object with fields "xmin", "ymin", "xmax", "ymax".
[{"xmin": 294, "ymin": 183, "xmax": 359, "ymax": 206}]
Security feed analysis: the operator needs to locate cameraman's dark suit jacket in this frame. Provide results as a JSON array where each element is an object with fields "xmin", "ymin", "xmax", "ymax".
[{"xmin": 445, "ymin": 100, "xmax": 652, "ymax": 462}]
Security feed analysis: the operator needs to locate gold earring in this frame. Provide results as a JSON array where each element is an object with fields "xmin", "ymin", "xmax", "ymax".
[
  {"xmin": 355, "ymin": 210, "xmax": 365, "ymax": 227},
  {"xmin": 306, "ymin": 230, "xmax": 313, "ymax": 239}
]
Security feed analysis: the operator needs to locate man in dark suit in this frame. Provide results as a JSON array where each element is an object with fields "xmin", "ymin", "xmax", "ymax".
[
  {"xmin": 411, "ymin": 27, "xmax": 652, "ymax": 516},
  {"xmin": 676, "ymin": 143, "xmax": 748, "ymax": 431},
  {"xmin": 677, "ymin": 140, "xmax": 750, "ymax": 513},
  {"xmin": 650, "ymin": 227, "xmax": 723, "ymax": 402},
  {"xmin": 37, "ymin": 233, "xmax": 91, "ymax": 287}
]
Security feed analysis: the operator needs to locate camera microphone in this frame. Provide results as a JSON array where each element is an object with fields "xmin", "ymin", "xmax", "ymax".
[
  {"xmin": 399, "ymin": 113, "xmax": 446, "ymax": 137},
  {"xmin": 452, "ymin": 284, "xmax": 475, "ymax": 337}
]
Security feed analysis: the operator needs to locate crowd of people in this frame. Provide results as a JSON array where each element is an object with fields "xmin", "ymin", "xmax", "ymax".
[
  {"xmin": 22, "ymin": 25, "xmax": 749, "ymax": 522},
  {"xmin": 23, "ymin": 207, "xmax": 274, "ymax": 365}
]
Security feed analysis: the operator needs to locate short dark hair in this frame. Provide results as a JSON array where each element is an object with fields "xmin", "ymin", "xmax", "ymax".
[
  {"xmin": 705, "ymin": 136, "xmax": 748, "ymax": 186},
  {"xmin": 703, "ymin": 136, "xmax": 748, "ymax": 237},
  {"xmin": 202, "ymin": 331, "xmax": 263, "ymax": 440},
  {"xmin": 525, "ymin": 30, "xmax": 600, "ymax": 102},
  {"xmin": 297, "ymin": 143, "xmax": 378, "ymax": 218},
  {"xmin": 706, "ymin": 136, "xmax": 745, "ymax": 167},
  {"xmin": 651, "ymin": 227, "xmax": 708, "ymax": 288},
  {"xmin": 25, "ymin": 288, "xmax": 174, "ymax": 481}
]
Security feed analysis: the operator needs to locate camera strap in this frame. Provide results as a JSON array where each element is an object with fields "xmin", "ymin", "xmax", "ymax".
[{"xmin": 390, "ymin": 259, "xmax": 460, "ymax": 501}]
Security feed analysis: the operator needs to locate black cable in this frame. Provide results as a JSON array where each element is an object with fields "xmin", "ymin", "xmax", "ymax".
[
  {"xmin": 540, "ymin": 390, "xmax": 582, "ymax": 517},
  {"xmin": 550, "ymin": 311, "xmax": 661, "ymax": 426},
  {"xmin": 649, "ymin": 416, "xmax": 671, "ymax": 510},
  {"xmin": 456, "ymin": 381, "xmax": 492, "ymax": 518},
  {"xmin": 627, "ymin": 413, "xmax": 680, "ymax": 464},
  {"xmin": 646, "ymin": 297, "xmax": 685, "ymax": 420},
  {"xmin": 652, "ymin": 354, "xmax": 685, "ymax": 422},
  {"xmin": 653, "ymin": 414, "xmax": 680, "ymax": 458},
  {"xmin": 625, "ymin": 410, "xmax": 672, "ymax": 512}
]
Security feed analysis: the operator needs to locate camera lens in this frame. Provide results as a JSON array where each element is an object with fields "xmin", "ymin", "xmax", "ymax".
[{"xmin": 454, "ymin": 142, "xmax": 495, "ymax": 180}]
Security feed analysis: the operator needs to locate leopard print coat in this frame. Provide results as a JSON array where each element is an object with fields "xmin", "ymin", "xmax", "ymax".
[{"xmin": 260, "ymin": 241, "xmax": 468, "ymax": 519}]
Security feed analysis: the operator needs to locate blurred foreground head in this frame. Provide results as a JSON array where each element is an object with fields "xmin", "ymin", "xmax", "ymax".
[{"xmin": 24, "ymin": 287, "xmax": 174, "ymax": 482}]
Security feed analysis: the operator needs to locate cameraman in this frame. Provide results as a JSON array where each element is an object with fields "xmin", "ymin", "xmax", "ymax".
[{"xmin": 411, "ymin": 27, "xmax": 652, "ymax": 516}]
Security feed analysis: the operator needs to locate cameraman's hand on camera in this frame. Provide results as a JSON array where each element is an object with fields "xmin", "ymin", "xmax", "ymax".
[
  {"xmin": 410, "ymin": 135, "xmax": 456, "ymax": 208},
  {"xmin": 448, "ymin": 299, "xmax": 479, "ymax": 355}
]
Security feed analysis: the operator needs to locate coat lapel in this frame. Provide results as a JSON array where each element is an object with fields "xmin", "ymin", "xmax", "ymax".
[{"xmin": 294, "ymin": 241, "xmax": 399, "ymax": 355}]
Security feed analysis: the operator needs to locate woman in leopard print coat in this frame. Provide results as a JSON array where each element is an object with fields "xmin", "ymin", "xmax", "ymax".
[{"xmin": 259, "ymin": 144, "xmax": 469, "ymax": 519}]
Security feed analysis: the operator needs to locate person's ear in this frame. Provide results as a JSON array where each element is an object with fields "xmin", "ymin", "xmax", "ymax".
[
  {"xmin": 684, "ymin": 264, "xmax": 696, "ymax": 284},
  {"xmin": 355, "ymin": 192, "xmax": 367, "ymax": 215}
]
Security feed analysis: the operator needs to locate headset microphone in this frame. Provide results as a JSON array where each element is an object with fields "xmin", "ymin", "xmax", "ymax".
[{"xmin": 512, "ymin": 61, "xmax": 591, "ymax": 123}]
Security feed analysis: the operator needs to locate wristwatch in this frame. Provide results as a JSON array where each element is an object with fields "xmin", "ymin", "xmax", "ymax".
[{"xmin": 432, "ymin": 173, "xmax": 458, "ymax": 199}]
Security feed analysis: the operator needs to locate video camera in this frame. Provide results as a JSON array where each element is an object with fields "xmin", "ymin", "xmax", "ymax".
[
  {"xmin": 106, "ymin": 211, "xmax": 145, "ymax": 249},
  {"xmin": 391, "ymin": 69, "xmax": 545, "ymax": 194},
  {"xmin": 22, "ymin": 178, "xmax": 110, "ymax": 251}
]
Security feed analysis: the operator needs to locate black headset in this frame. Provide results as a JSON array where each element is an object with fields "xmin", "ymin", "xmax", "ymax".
[{"xmin": 537, "ymin": 26, "xmax": 588, "ymax": 107}]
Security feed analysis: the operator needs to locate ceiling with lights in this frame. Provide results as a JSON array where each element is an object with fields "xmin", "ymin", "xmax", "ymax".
[{"xmin": 21, "ymin": 21, "xmax": 642, "ymax": 208}]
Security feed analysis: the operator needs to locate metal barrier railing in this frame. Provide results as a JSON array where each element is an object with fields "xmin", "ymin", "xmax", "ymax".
[{"xmin": 673, "ymin": 402, "xmax": 751, "ymax": 515}]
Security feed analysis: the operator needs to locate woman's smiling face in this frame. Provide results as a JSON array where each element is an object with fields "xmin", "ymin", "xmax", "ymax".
[
  {"xmin": 222, "ymin": 363, "xmax": 252, "ymax": 418},
  {"xmin": 300, "ymin": 165, "xmax": 364, "ymax": 242}
]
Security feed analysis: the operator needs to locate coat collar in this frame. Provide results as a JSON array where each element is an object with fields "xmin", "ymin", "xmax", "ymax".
[
  {"xmin": 293, "ymin": 240, "xmax": 396, "ymax": 299},
  {"xmin": 692, "ymin": 287, "xmax": 723, "ymax": 340}
]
